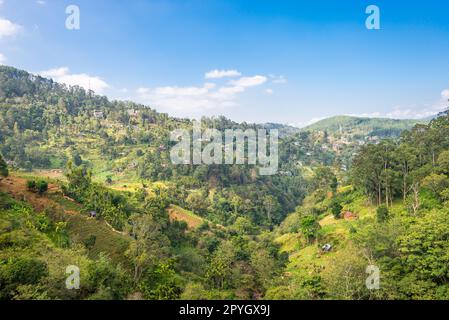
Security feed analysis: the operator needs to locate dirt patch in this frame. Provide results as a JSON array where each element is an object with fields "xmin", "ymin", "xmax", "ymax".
[
  {"xmin": 319, "ymin": 215, "xmax": 337, "ymax": 226},
  {"xmin": 167, "ymin": 205, "xmax": 203, "ymax": 229},
  {"xmin": 0, "ymin": 175, "xmax": 63, "ymax": 213}
]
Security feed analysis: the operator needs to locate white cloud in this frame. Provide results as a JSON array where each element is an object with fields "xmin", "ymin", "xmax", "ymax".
[
  {"xmin": 217, "ymin": 86, "xmax": 244, "ymax": 95},
  {"xmin": 0, "ymin": 53, "xmax": 5, "ymax": 64},
  {"xmin": 265, "ymin": 89, "xmax": 273, "ymax": 95},
  {"xmin": 441, "ymin": 89, "xmax": 449, "ymax": 100},
  {"xmin": 204, "ymin": 69, "xmax": 241, "ymax": 79},
  {"xmin": 136, "ymin": 71, "xmax": 271, "ymax": 115},
  {"xmin": 0, "ymin": 18, "xmax": 22, "ymax": 38},
  {"xmin": 347, "ymin": 112, "xmax": 382, "ymax": 118},
  {"xmin": 348, "ymin": 90, "xmax": 449, "ymax": 120},
  {"xmin": 270, "ymin": 75, "xmax": 288, "ymax": 84},
  {"xmin": 38, "ymin": 67, "xmax": 110, "ymax": 94},
  {"xmin": 136, "ymin": 82, "xmax": 238, "ymax": 113},
  {"xmin": 36, "ymin": 0, "xmax": 46, "ymax": 5},
  {"xmin": 229, "ymin": 75, "xmax": 267, "ymax": 87}
]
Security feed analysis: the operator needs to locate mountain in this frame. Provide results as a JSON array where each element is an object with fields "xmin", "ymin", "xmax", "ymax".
[
  {"xmin": 261, "ymin": 122, "xmax": 300, "ymax": 137},
  {"xmin": 0, "ymin": 65, "xmax": 306, "ymax": 227},
  {"xmin": 2, "ymin": 65, "xmax": 449, "ymax": 301},
  {"xmin": 303, "ymin": 115, "xmax": 427, "ymax": 138}
]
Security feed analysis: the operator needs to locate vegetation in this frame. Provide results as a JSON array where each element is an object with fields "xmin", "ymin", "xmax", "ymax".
[
  {"xmin": 0, "ymin": 65, "xmax": 448, "ymax": 300},
  {"xmin": 0, "ymin": 154, "xmax": 7, "ymax": 178},
  {"xmin": 26, "ymin": 179, "xmax": 48, "ymax": 195}
]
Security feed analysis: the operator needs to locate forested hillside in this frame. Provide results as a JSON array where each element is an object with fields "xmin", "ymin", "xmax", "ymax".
[
  {"xmin": 269, "ymin": 114, "xmax": 449, "ymax": 299},
  {"xmin": 1, "ymin": 65, "xmax": 448, "ymax": 300},
  {"xmin": 304, "ymin": 115, "xmax": 424, "ymax": 137}
]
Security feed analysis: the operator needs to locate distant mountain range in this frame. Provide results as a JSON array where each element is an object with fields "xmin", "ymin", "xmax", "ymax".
[{"xmin": 301, "ymin": 115, "xmax": 429, "ymax": 138}]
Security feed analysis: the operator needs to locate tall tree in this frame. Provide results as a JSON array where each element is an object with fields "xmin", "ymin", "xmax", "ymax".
[{"xmin": 0, "ymin": 153, "xmax": 8, "ymax": 178}]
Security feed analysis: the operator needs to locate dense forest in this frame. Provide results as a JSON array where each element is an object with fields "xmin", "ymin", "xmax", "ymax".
[{"xmin": 0, "ymin": 65, "xmax": 448, "ymax": 300}]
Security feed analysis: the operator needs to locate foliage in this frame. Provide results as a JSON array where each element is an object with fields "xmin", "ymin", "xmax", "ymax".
[
  {"xmin": 26, "ymin": 179, "xmax": 48, "ymax": 194},
  {"xmin": 376, "ymin": 205, "xmax": 389, "ymax": 223},
  {"xmin": 0, "ymin": 153, "xmax": 8, "ymax": 177}
]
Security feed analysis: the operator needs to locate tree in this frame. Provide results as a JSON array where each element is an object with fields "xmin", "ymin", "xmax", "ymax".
[
  {"xmin": 186, "ymin": 191, "xmax": 209, "ymax": 216},
  {"xmin": 310, "ymin": 166, "xmax": 338, "ymax": 195},
  {"xmin": 206, "ymin": 241, "xmax": 235, "ymax": 289},
  {"xmin": 0, "ymin": 153, "xmax": 8, "ymax": 178},
  {"xmin": 0, "ymin": 257, "xmax": 48, "ymax": 299},
  {"xmin": 376, "ymin": 205, "xmax": 389, "ymax": 223},
  {"xmin": 125, "ymin": 214, "xmax": 170, "ymax": 284},
  {"xmin": 330, "ymin": 199, "xmax": 342, "ymax": 219},
  {"xmin": 397, "ymin": 209, "xmax": 449, "ymax": 299},
  {"xmin": 72, "ymin": 153, "xmax": 83, "ymax": 166},
  {"xmin": 352, "ymin": 144, "xmax": 384, "ymax": 205},
  {"xmin": 299, "ymin": 215, "xmax": 320, "ymax": 244},
  {"xmin": 422, "ymin": 173, "xmax": 449, "ymax": 199},
  {"xmin": 263, "ymin": 195, "xmax": 278, "ymax": 223},
  {"xmin": 437, "ymin": 150, "xmax": 449, "ymax": 174}
]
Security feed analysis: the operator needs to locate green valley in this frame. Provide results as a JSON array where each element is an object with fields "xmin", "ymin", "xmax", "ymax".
[{"xmin": 1, "ymin": 66, "xmax": 449, "ymax": 300}]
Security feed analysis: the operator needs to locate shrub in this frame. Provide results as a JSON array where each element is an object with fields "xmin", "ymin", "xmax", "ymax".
[
  {"xmin": 330, "ymin": 199, "xmax": 343, "ymax": 219},
  {"xmin": 26, "ymin": 179, "xmax": 36, "ymax": 191},
  {"xmin": 36, "ymin": 180, "xmax": 48, "ymax": 194},
  {"xmin": 376, "ymin": 205, "xmax": 389, "ymax": 223},
  {"xmin": 0, "ymin": 257, "xmax": 48, "ymax": 299},
  {"xmin": 26, "ymin": 179, "xmax": 48, "ymax": 195},
  {"xmin": 83, "ymin": 235, "xmax": 97, "ymax": 250},
  {"xmin": 0, "ymin": 154, "xmax": 8, "ymax": 178}
]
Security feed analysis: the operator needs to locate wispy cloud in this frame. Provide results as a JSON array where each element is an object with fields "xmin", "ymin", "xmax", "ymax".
[
  {"xmin": 442, "ymin": 89, "xmax": 449, "ymax": 100},
  {"xmin": 0, "ymin": 18, "xmax": 22, "ymax": 38},
  {"xmin": 0, "ymin": 53, "xmax": 6, "ymax": 64},
  {"xmin": 348, "ymin": 90, "xmax": 449, "ymax": 120},
  {"xmin": 38, "ymin": 67, "xmax": 110, "ymax": 94},
  {"xmin": 229, "ymin": 75, "xmax": 267, "ymax": 87},
  {"xmin": 204, "ymin": 69, "xmax": 241, "ymax": 79},
  {"xmin": 136, "ymin": 83, "xmax": 238, "ymax": 113},
  {"xmin": 136, "ymin": 72, "xmax": 268, "ymax": 115},
  {"xmin": 270, "ymin": 75, "xmax": 288, "ymax": 84}
]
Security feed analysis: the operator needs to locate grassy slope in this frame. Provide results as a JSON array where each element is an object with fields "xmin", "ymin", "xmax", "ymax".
[
  {"xmin": 275, "ymin": 189, "xmax": 380, "ymax": 278},
  {"xmin": 0, "ymin": 174, "xmax": 130, "ymax": 266}
]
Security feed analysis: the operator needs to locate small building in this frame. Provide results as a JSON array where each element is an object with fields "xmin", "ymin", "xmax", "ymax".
[
  {"xmin": 6, "ymin": 160, "xmax": 15, "ymax": 166},
  {"xmin": 322, "ymin": 244, "xmax": 332, "ymax": 252},
  {"xmin": 343, "ymin": 211, "xmax": 358, "ymax": 220},
  {"xmin": 89, "ymin": 211, "xmax": 97, "ymax": 218},
  {"xmin": 127, "ymin": 109, "xmax": 139, "ymax": 117},
  {"xmin": 93, "ymin": 110, "xmax": 104, "ymax": 119}
]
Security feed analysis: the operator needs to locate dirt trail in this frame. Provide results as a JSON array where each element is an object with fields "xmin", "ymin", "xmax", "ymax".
[{"xmin": 0, "ymin": 175, "xmax": 77, "ymax": 214}]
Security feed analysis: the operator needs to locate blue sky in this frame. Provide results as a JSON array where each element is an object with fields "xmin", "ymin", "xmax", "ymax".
[{"xmin": 1, "ymin": 0, "xmax": 449, "ymax": 126}]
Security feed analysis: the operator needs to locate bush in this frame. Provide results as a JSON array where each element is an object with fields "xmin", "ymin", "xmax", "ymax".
[
  {"xmin": 0, "ymin": 154, "xmax": 8, "ymax": 178},
  {"xmin": 26, "ymin": 179, "xmax": 48, "ymax": 195},
  {"xmin": 83, "ymin": 235, "xmax": 97, "ymax": 250},
  {"xmin": 26, "ymin": 179, "xmax": 36, "ymax": 191},
  {"xmin": 0, "ymin": 257, "xmax": 48, "ymax": 299},
  {"xmin": 376, "ymin": 205, "xmax": 389, "ymax": 223},
  {"xmin": 330, "ymin": 199, "xmax": 343, "ymax": 219},
  {"xmin": 36, "ymin": 180, "xmax": 48, "ymax": 194}
]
